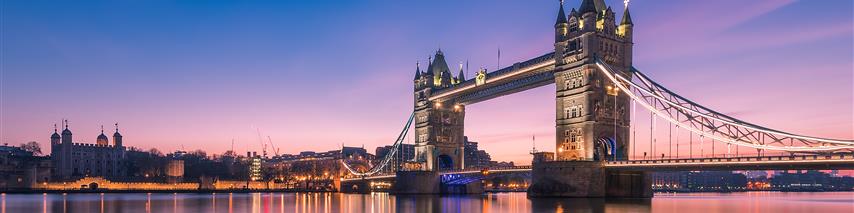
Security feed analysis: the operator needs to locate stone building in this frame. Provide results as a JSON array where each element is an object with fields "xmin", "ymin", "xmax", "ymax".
[
  {"xmin": 51, "ymin": 121, "xmax": 127, "ymax": 180},
  {"xmin": 0, "ymin": 145, "xmax": 51, "ymax": 189}
]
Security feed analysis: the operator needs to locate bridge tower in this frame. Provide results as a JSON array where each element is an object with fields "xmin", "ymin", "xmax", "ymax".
[
  {"xmin": 529, "ymin": 0, "xmax": 648, "ymax": 198},
  {"xmin": 553, "ymin": 0, "xmax": 633, "ymax": 162},
  {"xmin": 413, "ymin": 50, "xmax": 466, "ymax": 171}
]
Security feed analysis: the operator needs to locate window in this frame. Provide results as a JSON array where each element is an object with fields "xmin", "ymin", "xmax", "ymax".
[{"xmin": 564, "ymin": 108, "xmax": 571, "ymax": 118}]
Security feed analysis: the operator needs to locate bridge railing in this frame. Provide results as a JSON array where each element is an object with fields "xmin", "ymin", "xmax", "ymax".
[
  {"xmin": 439, "ymin": 166, "xmax": 533, "ymax": 174},
  {"xmin": 606, "ymin": 153, "xmax": 854, "ymax": 165}
]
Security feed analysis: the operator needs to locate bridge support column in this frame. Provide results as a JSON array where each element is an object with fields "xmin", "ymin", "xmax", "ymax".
[
  {"xmin": 528, "ymin": 161, "xmax": 652, "ymax": 198},
  {"xmin": 529, "ymin": 161, "xmax": 606, "ymax": 197},
  {"xmin": 392, "ymin": 171, "xmax": 440, "ymax": 194},
  {"xmin": 605, "ymin": 170, "xmax": 652, "ymax": 198}
]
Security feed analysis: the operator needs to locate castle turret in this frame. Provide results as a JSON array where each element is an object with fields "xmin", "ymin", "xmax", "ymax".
[
  {"xmin": 96, "ymin": 125, "xmax": 109, "ymax": 145},
  {"xmin": 113, "ymin": 123, "xmax": 123, "ymax": 148},
  {"xmin": 50, "ymin": 124, "xmax": 61, "ymax": 145},
  {"xmin": 61, "ymin": 120, "xmax": 72, "ymax": 144}
]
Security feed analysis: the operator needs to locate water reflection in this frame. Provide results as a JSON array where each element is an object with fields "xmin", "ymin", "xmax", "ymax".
[{"xmin": 1, "ymin": 192, "xmax": 852, "ymax": 213}]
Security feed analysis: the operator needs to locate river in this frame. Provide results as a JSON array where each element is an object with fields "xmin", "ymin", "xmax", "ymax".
[{"xmin": 1, "ymin": 191, "xmax": 851, "ymax": 213}]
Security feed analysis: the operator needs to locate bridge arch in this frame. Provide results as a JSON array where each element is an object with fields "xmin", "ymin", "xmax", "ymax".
[
  {"xmin": 594, "ymin": 137, "xmax": 616, "ymax": 161},
  {"xmin": 88, "ymin": 182, "xmax": 99, "ymax": 190},
  {"xmin": 437, "ymin": 155, "xmax": 454, "ymax": 170}
]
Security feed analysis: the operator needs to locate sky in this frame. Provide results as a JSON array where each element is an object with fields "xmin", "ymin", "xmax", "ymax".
[{"xmin": 1, "ymin": 0, "xmax": 852, "ymax": 165}]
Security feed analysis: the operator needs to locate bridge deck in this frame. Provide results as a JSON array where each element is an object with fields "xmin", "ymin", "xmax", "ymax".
[
  {"xmin": 428, "ymin": 52, "xmax": 555, "ymax": 104},
  {"xmin": 342, "ymin": 154, "xmax": 854, "ymax": 182},
  {"xmin": 604, "ymin": 154, "xmax": 854, "ymax": 171}
]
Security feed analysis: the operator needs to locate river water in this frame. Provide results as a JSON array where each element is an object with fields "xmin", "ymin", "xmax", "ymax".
[{"xmin": 1, "ymin": 192, "xmax": 851, "ymax": 213}]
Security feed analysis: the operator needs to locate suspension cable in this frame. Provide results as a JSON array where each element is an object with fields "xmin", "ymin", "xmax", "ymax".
[
  {"xmin": 594, "ymin": 59, "xmax": 854, "ymax": 151},
  {"xmin": 341, "ymin": 112, "xmax": 415, "ymax": 176},
  {"xmin": 626, "ymin": 65, "xmax": 853, "ymax": 146}
]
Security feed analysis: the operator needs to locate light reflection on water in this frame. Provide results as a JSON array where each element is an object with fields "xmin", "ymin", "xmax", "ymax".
[{"xmin": 0, "ymin": 191, "xmax": 851, "ymax": 213}]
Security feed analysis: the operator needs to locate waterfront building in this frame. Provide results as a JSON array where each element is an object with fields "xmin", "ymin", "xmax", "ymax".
[
  {"xmin": 463, "ymin": 137, "xmax": 493, "ymax": 169},
  {"xmin": 50, "ymin": 121, "xmax": 127, "ymax": 180},
  {"xmin": 651, "ymin": 171, "xmax": 689, "ymax": 191},
  {"xmin": 248, "ymin": 152, "xmax": 262, "ymax": 181},
  {"xmin": 375, "ymin": 144, "xmax": 415, "ymax": 172},
  {"xmin": 686, "ymin": 171, "xmax": 747, "ymax": 191},
  {"xmin": 375, "ymin": 144, "xmax": 416, "ymax": 162},
  {"xmin": 165, "ymin": 159, "xmax": 184, "ymax": 183},
  {"xmin": 771, "ymin": 170, "xmax": 854, "ymax": 191},
  {"xmin": 0, "ymin": 145, "xmax": 51, "ymax": 189}
]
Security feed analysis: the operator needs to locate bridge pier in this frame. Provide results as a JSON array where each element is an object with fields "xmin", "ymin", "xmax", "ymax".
[
  {"xmin": 605, "ymin": 170, "xmax": 652, "ymax": 197},
  {"xmin": 340, "ymin": 179, "xmax": 371, "ymax": 194},
  {"xmin": 528, "ymin": 161, "xmax": 650, "ymax": 198},
  {"xmin": 392, "ymin": 171, "xmax": 486, "ymax": 194},
  {"xmin": 392, "ymin": 171, "xmax": 440, "ymax": 194}
]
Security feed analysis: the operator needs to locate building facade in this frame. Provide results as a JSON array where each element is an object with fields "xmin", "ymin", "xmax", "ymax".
[
  {"xmin": 463, "ymin": 137, "xmax": 492, "ymax": 169},
  {"xmin": 51, "ymin": 121, "xmax": 127, "ymax": 180}
]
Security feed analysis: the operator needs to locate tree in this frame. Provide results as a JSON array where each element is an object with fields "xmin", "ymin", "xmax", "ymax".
[
  {"xmin": 149, "ymin": 148, "xmax": 163, "ymax": 157},
  {"xmin": 20, "ymin": 141, "xmax": 41, "ymax": 155}
]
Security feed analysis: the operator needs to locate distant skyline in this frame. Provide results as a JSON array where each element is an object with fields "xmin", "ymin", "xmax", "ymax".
[{"xmin": 2, "ymin": 0, "xmax": 852, "ymax": 164}]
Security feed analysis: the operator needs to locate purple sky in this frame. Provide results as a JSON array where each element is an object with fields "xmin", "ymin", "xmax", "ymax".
[{"xmin": 1, "ymin": 0, "xmax": 852, "ymax": 165}]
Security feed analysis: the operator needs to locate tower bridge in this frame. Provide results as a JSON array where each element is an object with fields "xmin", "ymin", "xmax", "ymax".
[{"xmin": 340, "ymin": 0, "xmax": 854, "ymax": 197}]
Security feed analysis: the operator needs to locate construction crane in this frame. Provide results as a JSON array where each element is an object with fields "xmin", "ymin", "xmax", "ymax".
[
  {"xmin": 267, "ymin": 136, "xmax": 280, "ymax": 156},
  {"xmin": 256, "ymin": 128, "xmax": 267, "ymax": 158}
]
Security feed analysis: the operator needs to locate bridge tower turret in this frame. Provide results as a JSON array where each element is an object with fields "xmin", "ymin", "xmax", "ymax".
[
  {"xmin": 555, "ymin": 0, "xmax": 568, "ymax": 43},
  {"xmin": 553, "ymin": 0, "xmax": 632, "ymax": 162},
  {"xmin": 618, "ymin": 6, "xmax": 634, "ymax": 67},
  {"xmin": 578, "ymin": 0, "xmax": 598, "ymax": 33},
  {"xmin": 413, "ymin": 51, "xmax": 466, "ymax": 171},
  {"xmin": 554, "ymin": 0, "xmax": 569, "ymax": 67}
]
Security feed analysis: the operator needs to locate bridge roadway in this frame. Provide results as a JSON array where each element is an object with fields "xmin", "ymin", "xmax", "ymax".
[
  {"xmin": 428, "ymin": 52, "xmax": 556, "ymax": 105},
  {"xmin": 341, "ymin": 153, "xmax": 854, "ymax": 182}
]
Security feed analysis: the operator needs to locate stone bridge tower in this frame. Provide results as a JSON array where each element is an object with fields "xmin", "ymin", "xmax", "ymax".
[
  {"xmin": 413, "ymin": 50, "xmax": 466, "ymax": 171},
  {"xmin": 553, "ymin": 0, "xmax": 633, "ymax": 162}
]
